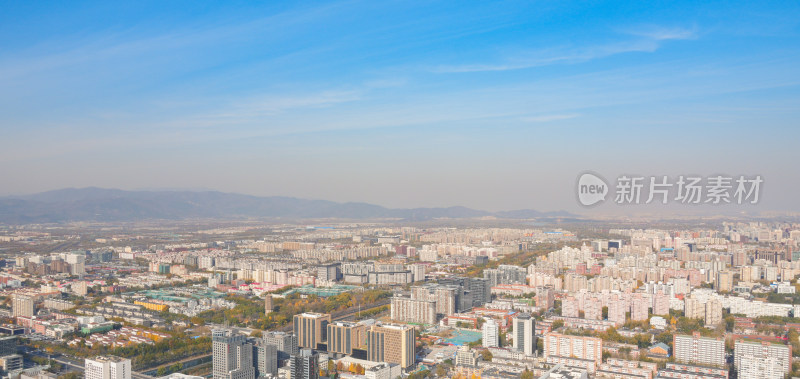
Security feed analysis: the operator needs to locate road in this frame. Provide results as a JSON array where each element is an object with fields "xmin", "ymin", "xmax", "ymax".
[
  {"xmin": 25, "ymin": 348, "xmax": 155, "ymax": 379},
  {"xmin": 22, "ymin": 299, "xmax": 391, "ymax": 378},
  {"xmin": 279, "ymin": 298, "xmax": 392, "ymax": 331},
  {"xmin": 141, "ymin": 353, "xmax": 212, "ymax": 376},
  {"xmin": 209, "ymin": 298, "xmax": 391, "ymax": 334}
]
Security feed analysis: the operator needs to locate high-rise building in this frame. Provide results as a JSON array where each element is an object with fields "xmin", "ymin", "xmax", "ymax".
[
  {"xmin": 684, "ymin": 296, "xmax": 704, "ymax": 319},
  {"xmin": 584, "ymin": 297, "xmax": 602, "ymax": 320},
  {"xmin": 0, "ymin": 336, "xmax": 18, "ymax": 373},
  {"xmin": 630, "ymin": 294, "xmax": 649, "ymax": 321},
  {"xmin": 673, "ymin": 332, "xmax": 725, "ymax": 367},
  {"xmin": 512, "ymin": 313, "xmax": 536, "ymax": 356},
  {"xmin": 483, "ymin": 265, "xmax": 527, "ymax": 287},
  {"xmin": 327, "ymin": 321, "xmax": 366, "ymax": 356},
  {"xmin": 455, "ymin": 345, "xmax": 480, "ymax": 367},
  {"xmin": 262, "ymin": 331, "xmax": 297, "ymax": 362},
  {"xmin": 317, "ymin": 263, "xmax": 340, "ymax": 282},
  {"xmin": 72, "ymin": 281, "xmax": 88, "ymax": 296},
  {"xmin": 293, "ymin": 313, "xmax": 331, "ymax": 350},
  {"xmin": 561, "ymin": 296, "xmax": 579, "ymax": 318},
  {"xmin": 410, "ymin": 285, "xmax": 457, "ymax": 317},
  {"xmin": 84, "ymin": 356, "xmax": 131, "ymax": 379},
  {"xmin": 652, "ymin": 292, "xmax": 670, "ymax": 316},
  {"xmin": 65, "ymin": 253, "xmax": 86, "ymax": 276},
  {"xmin": 543, "ymin": 333, "xmax": 602, "ymax": 363},
  {"xmin": 685, "ymin": 294, "xmax": 722, "ymax": 326},
  {"xmin": 0, "ymin": 336, "xmax": 17, "ymax": 357},
  {"xmin": 608, "ymin": 295, "xmax": 627, "ymax": 325},
  {"xmin": 733, "ymin": 252, "xmax": 747, "ymax": 267},
  {"xmin": 482, "ymin": 318, "xmax": 499, "ymax": 348},
  {"xmin": 716, "ymin": 271, "xmax": 734, "ymax": 292},
  {"xmin": 289, "ymin": 349, "xmax": 319, "ymax": 379},
  {"xmin": 410, "ymin": 264, "xmax": 426, "ymax": 282},
  {"xmin": 390, "ymin": 296, "xmax": 436, "ymax": 325},
  {"xmin": 535, "ymin": 287, "xmax": 555, "ymax": 311},
  {"xmin": 704, "ymin": 298, "xmax": 723, "ymax": 327},
  {"xmin": 212, "ymin": 330, "xmax": 256, "ymax": 379},
  {"xmin": 437, "ymin": 277, "xmax": 492, "ymax": 309},
  {"xmin": 734, "ymin": 340, "xmax": 791, "ymax": 379},
  {"xmin": 12, "ymin": 295, "xmax": 33, "ymax": 318},
  {"xmin": 366, "ymin": 324, "xmax": 415, "ymax": 369},
  {"xmin": 252, "ymin": 341, "xmax": 277, "ymax": 378},
  {"xmin": 0, "ymin": 354, "xmax": 22, "ymax": 373}
]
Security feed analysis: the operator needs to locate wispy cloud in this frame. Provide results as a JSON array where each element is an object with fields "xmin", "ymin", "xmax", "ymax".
[
  {"xmin": 229, "ymin": 90, "xmax": 362, "ymax": 116},
  {"xmin": 623, "ymin": 25, "xmax": 698, "ymax": 41},
  {"xmin": 433, "ymin": 26, "xmax": 697, "ymax": 73},
  {"xmin": 166, "ymin": 90, "xmax": 363, "ymax": 129},
  {"xmin": 0, "ymin": 2, "xmax": 341, "ymax": 82},
  {"xmin": 520, "ymin": 114, "xmax": 580, "ymax": 122}
]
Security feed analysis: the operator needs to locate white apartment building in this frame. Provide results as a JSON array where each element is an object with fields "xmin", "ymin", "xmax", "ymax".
[
  {"xmin": 735, "ymin": 340, "xmax": 790, "ymax": 379},
  {"xmin": 482, "ymin": 318, "xmax": 499, "ymax": 348},
  {"xmin": 673, "ymin": 333, "xmax": 725, "ymax": 367},
  {"xmin": 85, "ymin": 356, "xmax": 131, "ymax": 379},
  {"xmin": 544, "ymin": 332, "xmax": 603, "ymax": 368},
  {"xmin": 390, "ymin": 296, "xmax": 436, "ymax": 325},
  {"xmin": 364, "ymin": 362, "xmax": 401, "ymax": 379}
]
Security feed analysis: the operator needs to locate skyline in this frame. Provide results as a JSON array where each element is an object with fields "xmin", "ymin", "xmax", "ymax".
[{"xmin": 2, "ymin": 1, "xmax": 800, "ymax": 213}]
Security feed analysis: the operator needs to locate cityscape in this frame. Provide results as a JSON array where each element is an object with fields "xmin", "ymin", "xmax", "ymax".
[
  {"xmin": 2, "ymin": 1, "xmax": 800, "ymax": 379},
  {"xmin": 1, "ymin": 221, "xmax": 800, "ymax": 379}
]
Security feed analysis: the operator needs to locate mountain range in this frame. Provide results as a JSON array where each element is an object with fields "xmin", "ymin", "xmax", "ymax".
[{"xmin": 0, "ymin": 188, "xmax": 576, "ymax": 223}]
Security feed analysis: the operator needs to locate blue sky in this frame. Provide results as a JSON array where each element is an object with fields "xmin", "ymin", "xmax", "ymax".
[{"xmin": 1, "ymin": 1, "xmax": 799, "ymax": 213}]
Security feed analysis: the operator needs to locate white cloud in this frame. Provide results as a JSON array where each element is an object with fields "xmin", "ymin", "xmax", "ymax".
[
  {"xmin": 433, "ymin": 26, "xmax": 697, "ymax": 73},
  {"xmin": 176, "ymin": 90, "xmax": 364, "ymax": 127},
  {"xmin": 623, "ymin": 25, "xmax": 698, "ymax": 41}
]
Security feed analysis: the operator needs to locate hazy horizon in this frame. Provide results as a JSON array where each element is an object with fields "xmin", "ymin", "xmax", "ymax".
[
  {"xmin": 1, "ymin": 186, "xmax": 793, "ymax": 219},
  {"xmin": 2, "ymin": 1, "xmax": 799, "ymax": 214}
]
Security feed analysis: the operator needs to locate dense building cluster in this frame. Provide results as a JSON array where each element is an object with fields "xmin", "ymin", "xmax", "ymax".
[{"xmin": 2, "ymin": 221, "xmax": 800, "ymax": 379}]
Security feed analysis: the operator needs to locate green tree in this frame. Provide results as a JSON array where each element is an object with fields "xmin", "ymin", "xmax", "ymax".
[
  {"xmin": 789, "ymin": 329, "xmax": 800, "ymax": 357},
  {"xmin": 655, "ymin": 331, "xmax": 673, "ymax": 346},
  {"xmin": 724, "ymin": 315, "xmax": 735, "ymax": 331}
]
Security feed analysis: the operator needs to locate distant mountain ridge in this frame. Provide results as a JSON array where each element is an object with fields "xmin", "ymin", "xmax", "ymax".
[{"xmin": 0, "ymin": 187, "xmax": 576, "ymax": 223}]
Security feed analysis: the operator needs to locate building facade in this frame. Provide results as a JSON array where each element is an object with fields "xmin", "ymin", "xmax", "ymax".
[
  {"xmin": 734, "ymin": 340, "xmax": 790, "ymax": 379},
  {"xmin": 212, "ymin": 330, "xmax": 256, "ymax": 379},
  {"xmin": 289, "ymin": 349, "xmax": 319, "ymax": 379},
  {"xmin": 544, "ymin": 333, "xmax": 603, "ymax": 371},
  {"xmin": 512, "ymin": 313, "xmax": 536, "ymax": 356},
  {"xmin": 293, "ymin": 313, "xmax": 331, "ymax": 349},
  {"xmin": 366, "ymin": 324, "xmax": 415, "ymax": 369},
  {"xmin": 673, "ymin": 332, "xmax": 725, "ymax": 367},
  {"xmin": 482, "ymin": 318, "xmax": 499, "ymax": 348},
  {"xmin": 327, "ymin": 321, "xmax": 366, "ymax": 356},
  {"xmin": 84, "ymin": 356, "xmax": 131, "ymax": 379}
]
